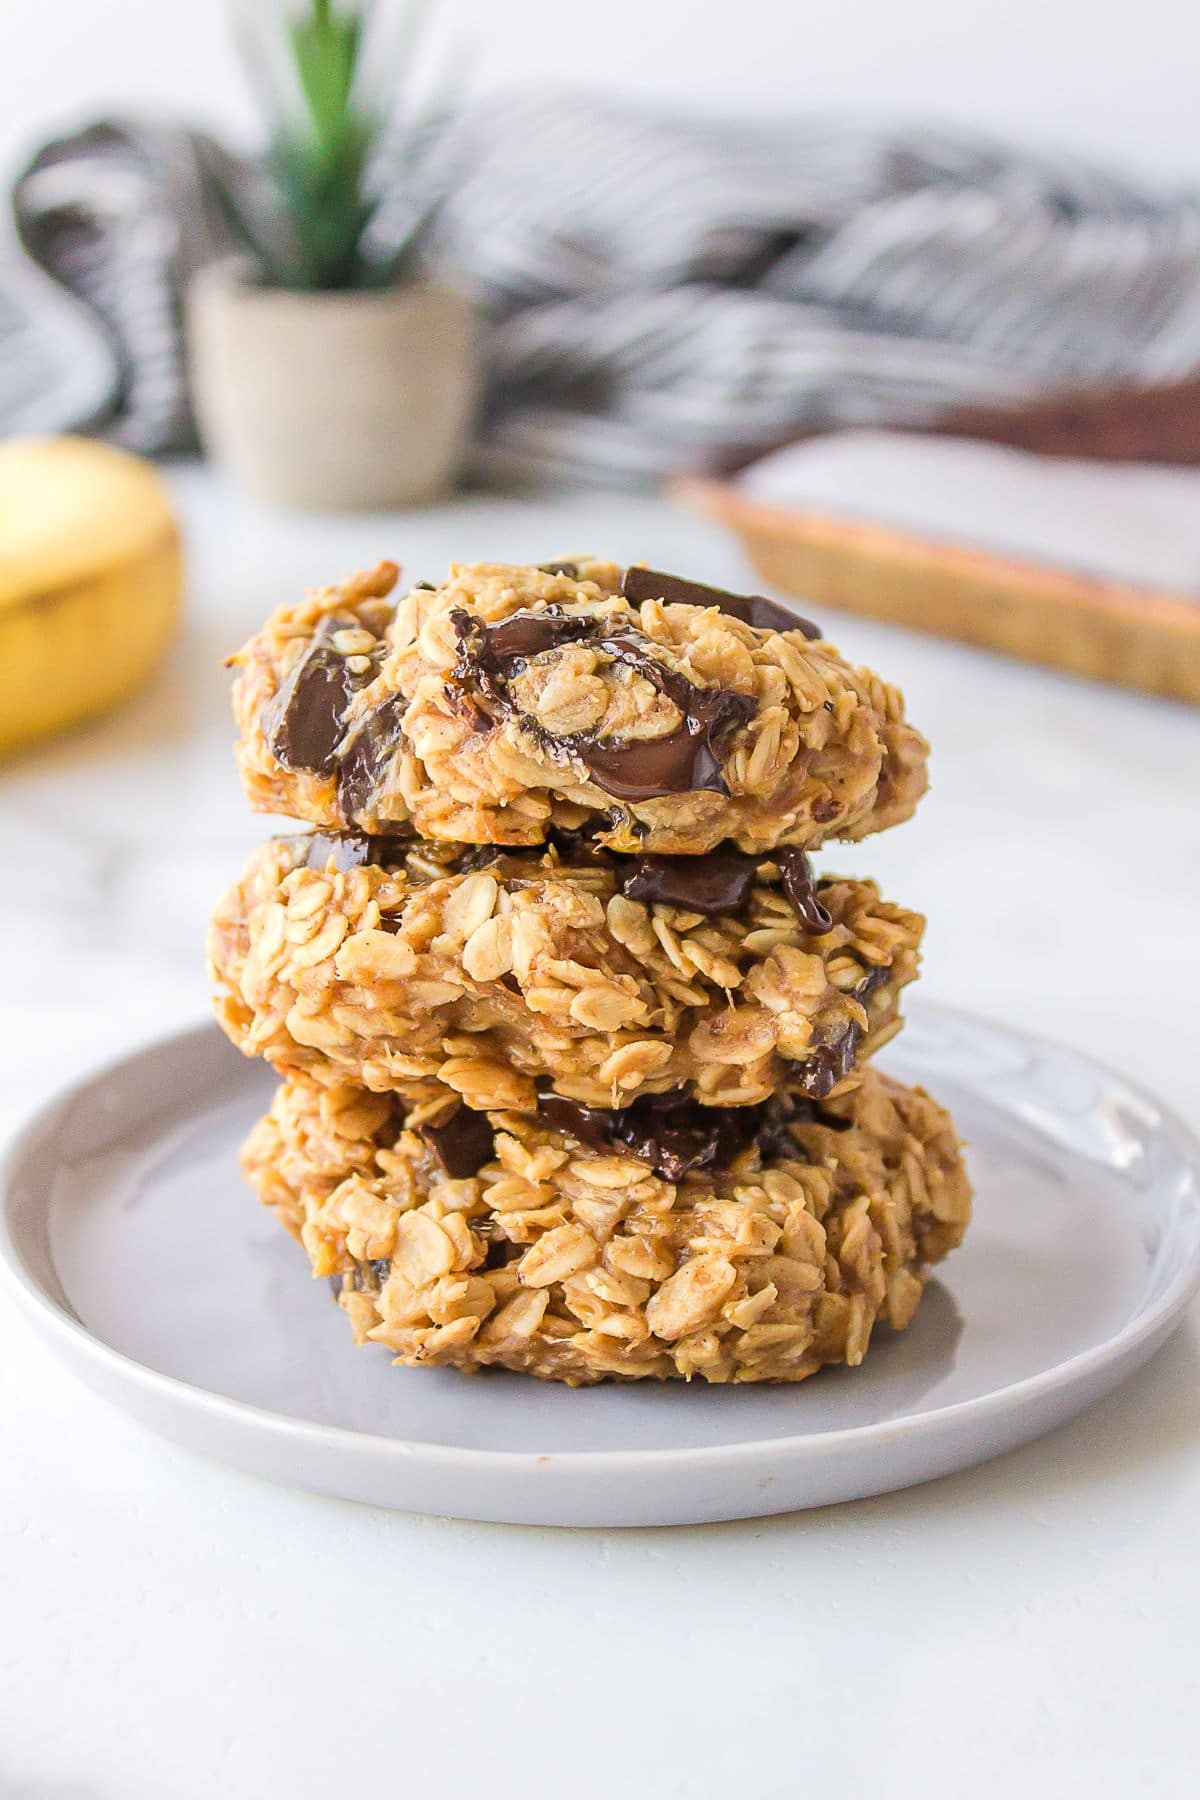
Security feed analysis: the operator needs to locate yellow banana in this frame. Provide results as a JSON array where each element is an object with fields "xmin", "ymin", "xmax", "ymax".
[{"xmin": 0, "ymin": 437, "xmax": 182, "ymax": 756}]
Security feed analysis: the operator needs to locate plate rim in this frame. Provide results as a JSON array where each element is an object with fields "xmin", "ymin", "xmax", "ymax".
[{"xmin": 3, "ymin": 1003, "xmax": 1199, "ymax": 1477}]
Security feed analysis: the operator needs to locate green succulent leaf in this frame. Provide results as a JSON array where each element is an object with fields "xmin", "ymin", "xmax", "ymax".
[{"xmin": 230, "ymin": 0, "xmax": 444, "ymax": 292}]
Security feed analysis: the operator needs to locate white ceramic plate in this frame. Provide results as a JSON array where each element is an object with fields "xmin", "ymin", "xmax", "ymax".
[{"xmin": 3, "ymin": 1003, "xmax": 1198, "ymax": 1528}]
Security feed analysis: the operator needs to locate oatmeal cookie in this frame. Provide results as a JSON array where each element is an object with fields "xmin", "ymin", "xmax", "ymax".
[
  {"xmin": 243, "ymin": 1065, "xmax": 971, "ymax": 1384},
  {"xmin": 209, "ymin": 831, "xmax": 923, "ymax": 1110},
  {"xmin": 230, "ymin": 559, "xmax": 928, "ymax": 853}
]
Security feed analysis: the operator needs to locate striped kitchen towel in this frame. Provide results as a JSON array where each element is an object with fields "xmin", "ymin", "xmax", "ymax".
[{"xmin": 6, "ymin": 92, "xmax": 1200, "ymax": 485}]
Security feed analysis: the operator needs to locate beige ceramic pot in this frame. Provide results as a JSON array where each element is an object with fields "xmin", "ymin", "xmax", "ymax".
[{"xmin": 187, "ymin": 260, "xmax": 479, "ymax": 509}]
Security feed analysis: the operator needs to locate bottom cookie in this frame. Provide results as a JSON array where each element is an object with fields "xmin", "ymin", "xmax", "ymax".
[{"xmin": 243, "ymin": 1069, "xmax": 971, "ymax": 1385}]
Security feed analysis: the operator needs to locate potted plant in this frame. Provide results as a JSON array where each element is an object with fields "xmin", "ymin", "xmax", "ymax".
[{"xmin": 188, "ymin": 0, "xmax": 477, "ymax": 509}]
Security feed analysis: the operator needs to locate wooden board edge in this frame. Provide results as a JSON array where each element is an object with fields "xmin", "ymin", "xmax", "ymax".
[{"xmin": 674, "ymin": 476, "xmax": 1200, "ymax": 706}]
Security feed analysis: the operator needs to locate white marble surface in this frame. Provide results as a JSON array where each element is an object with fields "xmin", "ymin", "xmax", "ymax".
[{"xmin": 2, "ymin": 465, "xmax": 1199, "ymax": 1797}]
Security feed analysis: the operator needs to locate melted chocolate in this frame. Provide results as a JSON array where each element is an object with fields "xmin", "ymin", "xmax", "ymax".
[
  {"xmin": 539, "ymin": 1079, "xmax": 864, "ymax": 1174},
  {"xmin": 451, "ymin": 607, "xmax": 591, "ymax": 703},
  {"xmin": 335, "ymin": 695, "xmax": 407, "ymax": 819},
  {"xmin": 754, "ymin": 1091, "xmax": 852, "ymax": 1160},
  {"xmin": 418, "ymin": 1102, "xmax": 496, "ymax": 1180},
  {"xmin": 301, "ymin": 829, "xmax": 394, "ymax": 871},
  {"xmin": 456, "ymin": 844, "xmax": 508, "ymax": 872},
  {"xmin": 796, "ymin": 1037, "xmax": 856, "ymax": 1100},
  {"xmin": 544, "ymin": 824, "xmax": 607, "ymax": 862},
  {"xmin": 793, "ymin": 963, "xmax": 890, "ymax": 1099},
  {"xmin": 338, "ymin": 1258, "xmax": 392, "ymax": 1299},
  {"xmin": 484, "ymin": 1236, "xmax": 522, "ymax": 1270},
  {"xmin": 451, "ymin": 609, "xmax": 757, "ymax": 803},
  {"xmin": 621, "ymin": 567, "xmax": 821, "ymax": 640},
  {"xmin": 775, "ymin": 847, "xmax": 835, "ymax": 934},
  {"xmin": 620, "ymin": 851, "xmax": 761, "ymax": 915},
  {"xmin": 537, "ymin": 1087, "xmax": 763, "ymax": 1183},
  {"xmin": 265, "ymin": 619, "xmax": 380, "ymax": 773},
  {"xmin": 569, "ymin": 622, "xmax": 755, "ymax": 800},
  {"xmin": 448, "ymin": 607, "xmax": 587, "ymax": 733},
  {"xmin": 260, "ymin": 612, "xmax": 408, "ymax": 822},
  {"xmin": 295, "ymin": 828, "xmax": 836, "ymax": 936},
  {"xmin": 620, "ymin": 847, "xmax": 834, "ymax": 932},
  {"xmin": 854, "ymin": 961, "xmax": 890, "ymax": 1005}
]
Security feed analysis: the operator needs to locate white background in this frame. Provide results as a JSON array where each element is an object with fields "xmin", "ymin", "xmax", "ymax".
[{"xmin": 1, "ymin": 0, "xmax": 1199, "ymax": 186}]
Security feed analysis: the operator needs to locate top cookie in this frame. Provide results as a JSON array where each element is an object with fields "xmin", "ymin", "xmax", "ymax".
[{"xmin": 231, "ymin": 559, "xmax": 928, "ymax": 854}]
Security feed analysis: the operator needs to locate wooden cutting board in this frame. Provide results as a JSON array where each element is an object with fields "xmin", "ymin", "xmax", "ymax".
[{"xmin": 675, "ymin": 471, "xmax": 1200, "ymax": 707}]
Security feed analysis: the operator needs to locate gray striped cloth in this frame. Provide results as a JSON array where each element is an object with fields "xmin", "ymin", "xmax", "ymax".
[{"xmin": 6, "ymin": 93, "xmax": 1200, "ymax": 486}]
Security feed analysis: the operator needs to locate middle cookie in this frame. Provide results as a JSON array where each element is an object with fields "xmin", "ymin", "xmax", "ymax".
[{"xmin": 209, "ymin": 832, "xmax": 923, "ymax": 1111}]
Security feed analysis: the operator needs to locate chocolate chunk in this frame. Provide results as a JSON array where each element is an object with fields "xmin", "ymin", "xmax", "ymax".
[
  {"xmin": 484, "ymin": 1236, "xmax": 521, "ymax": 1270},
  {"xmin": 622, "ymin": 566, "xmax": 820, "ymax": 640},
  {"xmin": 774, "ymin": 848, "xmax": 834, "ymax": 934},
  {"xmin": 621, "ymin": 846, "xmax": 833, "ymax": 931},
  {"xmin": 451, "ymin": 609, "xmax": 757, "ymax": 802},
  {"xmin": 302, "ymin": 829, "xmax": 389, "ymax": 871},
  {"xmin": 537, "ymin": 560, "xmax": 580, "ymax": 578},
  {"xmin": 335, "ymin": 695, "xmax": 407, "ymax": 819},
  {"xmin": 793, "ymin": 963, "xmax": 890, "ymax": 1098},
  {"xmin": 358, "ymin": 1258, "xmax": 391, "ymax": 1293},
  {"xmin": 264, "ymin": 619, "xmax": 378, "ymax": 774},
  {"xmin": 575, "ymin": 727, "xmax": 730, "ymax": 802},
  {"xmin": 418, "ymin": 1102, "xmax": 496, "ymax": 1180},
  {"xmin": 456, "ymin": 844, "xmax": 508, "ymax": 873},
  {"xmin": 539, "ymin": 1073, "xmax": 874, "ymax": 1178},
  {"xmin": 621, "ymin": 851, "xmax": 761, "ymax": 915},
  {"xmin": 544, "ymin": 824, "xmax": 606, "ymax": 862},
  {"xmin": 755, "ymin": 1090, "xmax": 852, "ymax": 1158},
  {"xmin": 795, "ymin": 1034, "xmax": 855, "ymax": 1099},
  {"xmin": 260, "ymin": 613, "xmax": 408, "ymax": 824},
  {"xmin": 538, "ymin": 1088, "xmax": 762, "ymax": 1183},
  {"xmin": 854, "ymin": 962, "xmax": 890, "ymax": 1004},
  {"xmin": 535, "ymin": 1092, "xmax": 613, "ymax": 1158},
  {"xmin": 724, "ymin": 593, "xmax": 821, "ymax": 639}
]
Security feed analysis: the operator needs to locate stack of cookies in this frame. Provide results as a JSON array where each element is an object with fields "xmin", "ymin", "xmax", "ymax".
[{"xmin": 209, "ymin": 558, "xmax": 971, "ymax": 1385}]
